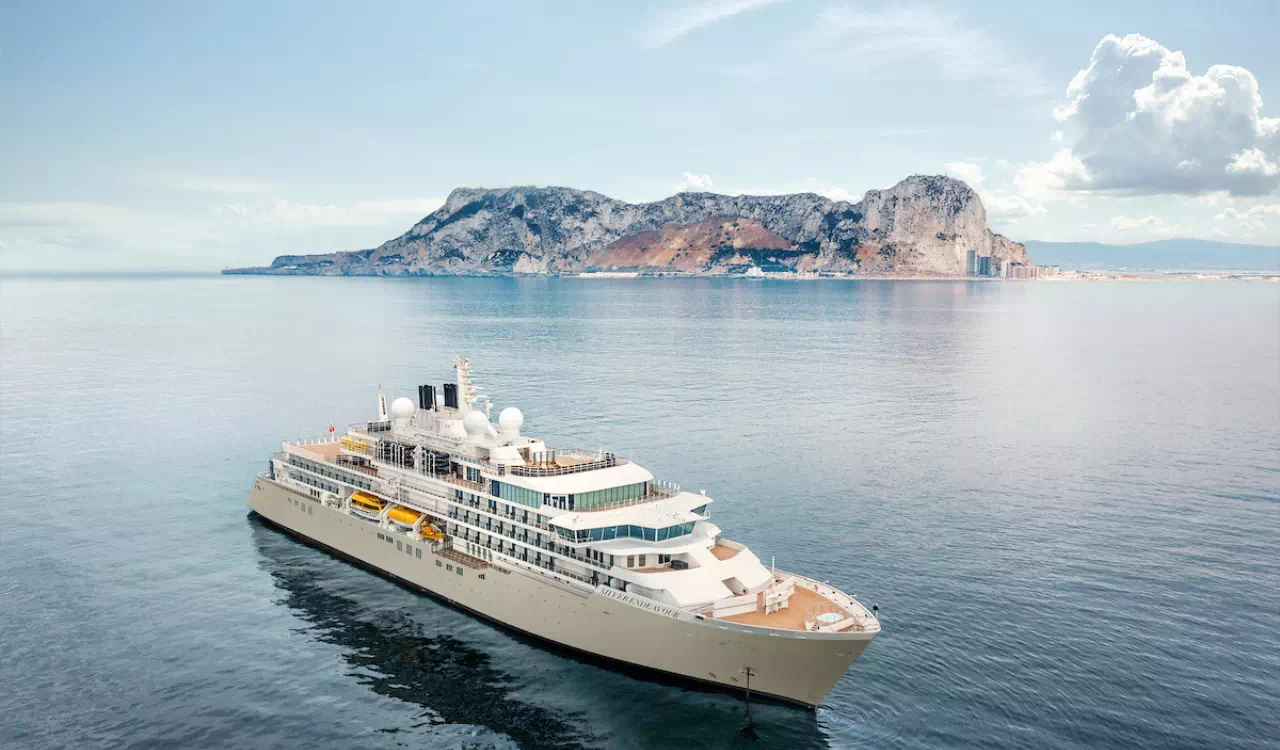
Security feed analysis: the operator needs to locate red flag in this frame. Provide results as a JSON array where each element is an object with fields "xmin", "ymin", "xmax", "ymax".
[{"xmin": 329, "ymin": 423, "xmax": 335, "ymax": 433}]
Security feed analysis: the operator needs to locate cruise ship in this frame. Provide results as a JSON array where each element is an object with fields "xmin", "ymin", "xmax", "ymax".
[{"xmin": 246, "ymin": 357, "xmax": 880, "ymax": 707}]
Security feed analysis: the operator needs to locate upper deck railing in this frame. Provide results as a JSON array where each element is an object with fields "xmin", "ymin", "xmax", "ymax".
[{"xmin": 508, "ymin": 449, "xmax": 626, "ymax": 478}]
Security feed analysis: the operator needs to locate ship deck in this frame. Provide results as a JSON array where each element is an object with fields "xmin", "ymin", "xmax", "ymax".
[
  {"xmin": 296, "ymin": 442, "xmax": 342, "ymax": 461},
  {"xmin": 710, "ymin": 544, "xmax": 740, "ymax": 561},
  {"xmin": 717, "ymin": 586, "xmax": 847, "ymax": 631}
]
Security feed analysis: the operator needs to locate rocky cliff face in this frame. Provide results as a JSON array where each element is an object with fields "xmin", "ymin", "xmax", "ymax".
[{"xmin": 232, "ymin": 175, "xmax": 1027, "ymax": 276}]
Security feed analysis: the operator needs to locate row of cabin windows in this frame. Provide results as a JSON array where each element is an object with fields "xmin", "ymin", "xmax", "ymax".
[
  {"xmin": 457, "ymin": 490, "xmax": 551, "ymax": 528},
  {"xmin": 377, "ymin": 531, "xmax": 427, "ymax": 560},
  {"xmin": 556, "ymin": 521, "xmax": 697, "ymax": 544},
  {"xmin": 287, "ymin": 454, "xmax": 374, "ymax": 491},
  {"xmin": 294, "ymin": 471, "xmax": 339, "ymax": 495}
]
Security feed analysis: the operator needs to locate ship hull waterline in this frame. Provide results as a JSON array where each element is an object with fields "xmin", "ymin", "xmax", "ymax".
[{"xmin": 247, "ymin": 477, "xmax": 875, "ymax": 708}]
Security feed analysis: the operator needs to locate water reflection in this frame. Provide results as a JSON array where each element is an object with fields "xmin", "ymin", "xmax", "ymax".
[{"xmin": 250, "ymin": 517, "xmax": 830, "ymax": 749}]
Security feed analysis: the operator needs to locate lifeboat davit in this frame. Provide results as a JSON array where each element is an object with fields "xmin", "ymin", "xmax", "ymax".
[
  {"xmin": 386, "ymin": 505, "xmax": 422, "ymax": 528},
  {"xmin": 420, "ymin": 524, "xmax": 445, "ymax": 543},
  {"xmin": 349, "ymin": 491, "xmax": 387, "ymax": 520}
]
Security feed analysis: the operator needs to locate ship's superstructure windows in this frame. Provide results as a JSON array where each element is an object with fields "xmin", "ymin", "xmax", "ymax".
[
  {"xmin": 490, "ymin": 480, "xmax": 544, "ymax": 508},
  {"xmin": 286, "ymin": 454, "xmax": 374, "ymax": 491},
  {"xmin": 574, "ymin": 482, "xmax": 648, "ymax": 510},
  {"xmin": 555, "ymin": 522, "xmax": 697, "ymax": 543}
]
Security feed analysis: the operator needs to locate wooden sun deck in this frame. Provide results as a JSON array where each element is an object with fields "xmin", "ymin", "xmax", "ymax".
[
  {"xmin": 718, "ymin": 586, "xmax": 847, "ymax": 631},
  {"xmin": 297, "ymin": 442, "xmax": 342, "ymax": 461},
  {"xmin": 710, "ymin": 544, "xmax": 740, "ymax": 561}
]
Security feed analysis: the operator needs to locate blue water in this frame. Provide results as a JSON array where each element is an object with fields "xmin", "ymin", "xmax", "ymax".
[{"xmin": 1, "ymin": 275, "xmax": 1277, "ymax": 749}]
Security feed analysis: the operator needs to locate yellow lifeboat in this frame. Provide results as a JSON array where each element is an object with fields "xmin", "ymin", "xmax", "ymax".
[
  {"xmin": 349, "ymin": 491, "xmax": 387, "ymax": 520},
  {"xmin": 420, "ymin": 524, "xmax": 445, "ymax": 543},
  {"xmin": 387, "ymin": 506, "xmax": 422, "ymax": 528}
]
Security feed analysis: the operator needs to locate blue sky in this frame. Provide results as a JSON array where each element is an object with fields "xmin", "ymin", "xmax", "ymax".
[{"xmin": 3, "ymin": 0, "xmax": 1278, "ymax": 270}]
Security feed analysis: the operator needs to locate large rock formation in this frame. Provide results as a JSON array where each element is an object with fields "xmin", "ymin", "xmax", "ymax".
[{"xmin": 227, "ymin": 175, "xmax": 1027, "ymax": 276}]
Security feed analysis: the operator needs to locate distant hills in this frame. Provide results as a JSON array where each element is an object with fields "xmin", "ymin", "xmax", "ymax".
[
  {"xmin": 1023, "ymin": 239, "xmax": 1279, "ymax": 271},
  {"xmin": 224, "ymin": 176, "xmax": 1026, "ymax": 277}
]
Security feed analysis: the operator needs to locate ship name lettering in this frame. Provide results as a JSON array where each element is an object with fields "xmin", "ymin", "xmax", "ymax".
[{"xmin": 598, "ymin": 586, "xmax": 680, "ymax": 618}]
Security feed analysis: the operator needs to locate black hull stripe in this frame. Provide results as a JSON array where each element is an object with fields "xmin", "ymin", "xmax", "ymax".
[{"xmin": 251, "ymin": 511, "xmax": 817, "ymax": 710}]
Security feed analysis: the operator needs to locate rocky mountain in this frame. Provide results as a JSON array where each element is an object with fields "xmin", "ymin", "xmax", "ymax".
[{"xmin": 227, "ymin": 175, "xmax": 1027, "ymax": 277}]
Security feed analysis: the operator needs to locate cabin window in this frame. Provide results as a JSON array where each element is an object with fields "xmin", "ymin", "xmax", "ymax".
[
  {"xmin": 378, "ymin": 533, "xmax": 385, "ymax": 541},
  {"xmin": 639, "ymin": 555, "xmax": 647, "ymax": 567},
  {"xmin": 405, "ymin": 545, "xmax": 412, "ymax": 556},
  {"xmin": 627, "ymin": 556, "xmax": 635, "ymax": 567},
  {"xmin": 436, "ymin": 560, "xmax": 442, "ymax": 567},
  {"xmin": 457, "ymin": 568, "xmax": 463, "ymax": 576},
  {"xmin": 447, "ymin": 564, "xmax": 453, "ymax": 572},
  {"xmin": 416, "ymin": 548, "xmax": 423, "ymax": 559}
]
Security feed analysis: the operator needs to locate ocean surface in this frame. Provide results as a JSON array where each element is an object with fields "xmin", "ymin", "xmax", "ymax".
[{"xmin": 1, "ymin": 274, "xmax": 1277, "ymax": 750}]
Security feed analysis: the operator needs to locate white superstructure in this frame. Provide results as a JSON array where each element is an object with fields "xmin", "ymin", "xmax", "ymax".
[{"xmin": 246, "ymin": 356, "xmax": 880, "ymax": 707}]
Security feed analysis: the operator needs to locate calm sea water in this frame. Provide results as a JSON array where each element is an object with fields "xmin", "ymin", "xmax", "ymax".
[{"xmin": 1, "ymin": 275, "xmax": 1277, "ymax": 749}]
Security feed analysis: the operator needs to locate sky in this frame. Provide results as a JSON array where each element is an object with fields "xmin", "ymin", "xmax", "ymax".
[{"xmin": 2, "ymin": 0, "xmax": 1279, "ymax": 270}]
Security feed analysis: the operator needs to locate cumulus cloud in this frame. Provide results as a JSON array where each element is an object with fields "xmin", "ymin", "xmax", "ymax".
[
  {"xmin": 982, "ymin": 193, "xmax": 1046, "ymax": 219},
  {"xmin": 1216, "ymin": 203, "xmax": 1280, "ymax": 230},
  {"xmin": 1013, "ymin": 149, "xmax": 1091, "ymax": 203},
  {"xmin": 1052, "ymin": 33, "xmax": 1279, "ymax": 196},
  {"xmin": 1109, "ymin": 214, "xmax": 1179, "ymax": 232},
  {"xmin": 944, "ymin": 161, "xmax": 985, "ymax": 189},
  {"xmin": 641, "ymin": 0, "xmax": 786, "ymax": 48},
  {"xmin": 677, "ymin": 172, "xmax": 715, "ymax": 192},
  {"xmin": 816, "ymin": 186, "xmax": 857, "ymax": 203}
]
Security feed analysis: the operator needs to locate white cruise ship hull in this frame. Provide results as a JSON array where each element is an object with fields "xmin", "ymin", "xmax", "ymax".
[{"xmin": 248, "ymin": 477, "xmax": 875, "ymax": 707}]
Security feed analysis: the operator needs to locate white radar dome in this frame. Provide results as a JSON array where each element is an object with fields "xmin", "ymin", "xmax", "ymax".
[
  {"xmin": 462, "ymin": 410, "xmax": 490, "ymax": 441},
  {"xmin": 498, "ymin": 407, "xmax": 524, "ymax": 431},
  {"xmin": 390, "ymin": 397, "xmax": 416, "ymax": 420}
]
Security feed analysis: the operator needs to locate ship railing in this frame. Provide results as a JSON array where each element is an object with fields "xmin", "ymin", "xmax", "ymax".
[
  {"xmin": 789, "ymin": 573, "xmax": 879, "ymax": 631},
  {"xmin": 507, "ymin": 449, "xmax": 627, "ymax": 477},
  {"xmin": 569, "ymin": 481, "xmax": 683, "ymax": 513}
]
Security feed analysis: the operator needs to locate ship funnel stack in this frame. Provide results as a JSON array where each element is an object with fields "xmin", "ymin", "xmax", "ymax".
[{"xmin": 418, "ymin": 384, "xmax": 436, "ymax": 411}]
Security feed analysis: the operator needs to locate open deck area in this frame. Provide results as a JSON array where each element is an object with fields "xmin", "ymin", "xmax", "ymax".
[
  {"xmin": 718, "ymin": 586, "xmax": 847, "ymax": 631},
  {"xmin": 710, "ymin": 544, "xmax": 740, "ymax": 561},
  {"xmin": 295, "ymin": 441, "xmax": 342, "ymax": 461}
]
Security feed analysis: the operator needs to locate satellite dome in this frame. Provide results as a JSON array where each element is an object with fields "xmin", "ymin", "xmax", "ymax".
[
  {"xmin": 390, "ymin": 397, "xmax": 416, "ymax": 420},
  {"xmin": 498, "ymin": 407, "xmax": 524, "ymax": 429},
  {"xmin": 462, "ymin": 410, "xmax": 489, "ymax": 440}
]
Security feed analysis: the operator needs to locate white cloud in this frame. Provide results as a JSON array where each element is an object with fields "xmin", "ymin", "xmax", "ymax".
[
  {"xmin": 816, "ymin": 187, "xmax": 856, "ymax": 203},
  {"xmin": 1051, "ymin": 33, "xmax": 1280, "ymax": 196},
  {"xmin": 640, "ymin": 0, "xmax": 786, "ymax": 48},
  {"xmin": 982, "ymin": 192, "xmax": 1045, "ymax": 219},
  {"xmin": 1109, "ymin": 214, "xmax": 1179, "ymax": 233},
  {"xmin": 1013, "ymin": 148, "xmax": 1091, "ymax": 204},
  {"xmin": 944, "ymin": 161, "xmax": 985, "ymax": 189},
  {"xmin": 677, "ymin": 172, "xmax": 715, "ymax": 192},
  {"xmin": 806, "ymin": 5, "xmax": 1046, "ymax": 94},
  {"xmin": 1051, "ymin": 130, "xmax": 1064, "ymax": 143},
  {"xmin": 1215, "ymin": 203, "xmax": 1280, "ymax": 230}
]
